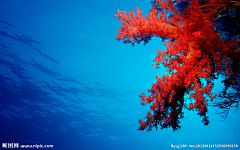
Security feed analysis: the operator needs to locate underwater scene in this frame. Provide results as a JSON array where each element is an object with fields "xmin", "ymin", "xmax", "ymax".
[{"xmin": 0, "ymin": 0, "xmax": 240, "ymax": 150}]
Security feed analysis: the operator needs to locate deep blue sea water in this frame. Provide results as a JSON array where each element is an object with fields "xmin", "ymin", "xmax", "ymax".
[{"xmin": 0, "ymin": 1, "xmax": 239, "ymax": 150}]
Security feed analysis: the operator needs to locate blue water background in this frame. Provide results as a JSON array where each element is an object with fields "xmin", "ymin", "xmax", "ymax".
[{"xmin": 0, "ymin": 1, "xmax": 239, "ymax": 150}]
